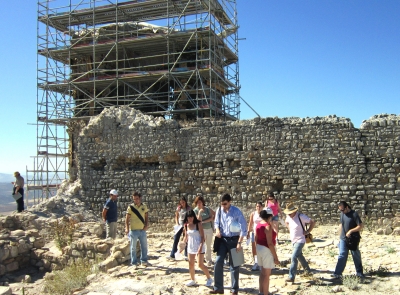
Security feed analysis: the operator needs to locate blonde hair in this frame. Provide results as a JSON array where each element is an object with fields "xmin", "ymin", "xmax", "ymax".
[{"xmin": 14, "ymin": 171, "xmax": 20, "ymax": 176}]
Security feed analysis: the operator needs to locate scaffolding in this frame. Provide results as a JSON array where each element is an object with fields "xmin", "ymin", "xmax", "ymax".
[{"xmin": 34, "ymin": 0, "xmax": 241, "ymax": 198}]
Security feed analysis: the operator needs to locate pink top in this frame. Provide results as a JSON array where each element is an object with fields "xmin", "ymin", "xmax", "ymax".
[
  {"xmin": 267, "ymin": 200, "xmax": 280, "ymax": 216},
  {"xmin": 285, "ymin": 212, "xmax": 311, "ymax": 244},
  {"xmin": 256, "ymin": 222, "xmax": 276, "ymax": 248}
]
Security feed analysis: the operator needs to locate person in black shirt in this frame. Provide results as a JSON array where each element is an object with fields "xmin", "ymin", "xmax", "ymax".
[{"xmin": 331, "ymin": 201, "xmax": 365, "ymax": 279}]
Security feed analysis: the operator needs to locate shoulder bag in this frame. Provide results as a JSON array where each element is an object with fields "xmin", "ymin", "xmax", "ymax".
[
  {"xmin": 341, "ymin": 213, "xmax": 361, "ymax": 251},
  {"xmin": 213, "ymin": 207, "xmax": 222, "ymax": 253},
  {"xmin": 298, "ymin": 213, "xmax": 313, "ymax": 243}
]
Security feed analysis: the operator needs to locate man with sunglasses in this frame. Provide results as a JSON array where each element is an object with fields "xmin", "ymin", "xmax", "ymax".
[
  {"xmin": 210, "ymin": 193, "xmax": 247, "ymax": 295},
  {"xmin": 331, "ymin": 201, "xmax": 365, "ymax": 280}
]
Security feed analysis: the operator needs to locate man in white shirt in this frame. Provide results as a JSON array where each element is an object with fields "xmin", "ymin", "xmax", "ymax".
[{"xmin": 284, "ymin": 202, "xmax": 315, "ymax": 283}]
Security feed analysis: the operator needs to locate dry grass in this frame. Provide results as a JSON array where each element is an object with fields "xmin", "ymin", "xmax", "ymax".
[{"xmin": 43, "ymin": 259, "xmax": 99, "ymax": 295}]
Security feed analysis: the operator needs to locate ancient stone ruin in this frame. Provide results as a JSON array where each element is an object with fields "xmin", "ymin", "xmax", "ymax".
[{"xmin": 68, "ymin": 107, "xmax": 400, "ymax": 230}]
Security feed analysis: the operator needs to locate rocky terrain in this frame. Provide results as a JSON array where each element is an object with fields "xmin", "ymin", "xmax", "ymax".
[{"xmin": 1, "ymin": 181, "xmax": 400, "ymax": 295}]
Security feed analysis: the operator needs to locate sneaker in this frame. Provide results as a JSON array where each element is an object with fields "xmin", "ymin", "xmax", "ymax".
[
  {"xmin": 303, "ymin": 269, "xmax": 314, "ymax": 276},
  {"xmin": 207, "ymin": 261, "xmax": 213, "ymax": 267},
  {"xmin": 357, "ymin": 274, "xmax": 366, "ymax": 282},
  {"xmin": 205, "ymin": 277, "xmax": 213, "ymax": 287},
  {"xmin": 285, "ymin": 277, "xmax": 294, "ymax": 283},
  {"xmin": 251, "ymin": 263, "xmax": 259, "ymax": 271},
  {"xmin": 166, "ymin": 256, "xmax": 174, "ymax": 261},
  {"xmin": 330, "ymin": 274, "xmax": 341, "ymax": 279},
  {"xmin": 141, "ymin": 262, "xmax": 148, "ymax": 267},
  {"xmin": 185, "ymin": 280, "xmax": 196, "ymax": 287}
]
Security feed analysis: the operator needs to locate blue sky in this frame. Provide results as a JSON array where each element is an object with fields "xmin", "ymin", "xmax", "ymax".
[{"xmin": 0, "ymin": 0, "xmax": 399, "ymax": 175}]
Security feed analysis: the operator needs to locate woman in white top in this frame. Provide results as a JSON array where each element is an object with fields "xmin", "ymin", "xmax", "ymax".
[
  {"xmin": 247, "ymin": 201, "xmax": 263, "ymax": 271},
  {"xmin": 183, "ymin": 210, "xmax": 213, "ymax": 287},
  {"xmin": 193, "ymin": 195, "xmax": 215, "ymax": 266},
  {"xmin": 168, "ymin": 197, "xmax": 191, "ymax": 259}
]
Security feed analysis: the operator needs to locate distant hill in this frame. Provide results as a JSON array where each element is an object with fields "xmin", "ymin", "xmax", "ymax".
[
  {"xmin": 0, "ymin": 173, "xmax": 14, "ymax": 182},
  {"xmin": 0, "ymin": 182, "xmax": 16, "ymax": 215}
]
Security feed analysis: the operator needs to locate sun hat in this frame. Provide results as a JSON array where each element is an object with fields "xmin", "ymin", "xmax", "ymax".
[
  {"xmin": 109, "ymin": 189, "xmax": 118, "ymax": 196},
  {"xmin": 283, "ymin": 202, "xmax": 298, "ymax": 214}
]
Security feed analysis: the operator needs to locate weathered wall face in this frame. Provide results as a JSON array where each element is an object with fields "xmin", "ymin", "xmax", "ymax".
[{"xmin": 69, "ymin": 107, "xmax": 400, "ymax": 231}]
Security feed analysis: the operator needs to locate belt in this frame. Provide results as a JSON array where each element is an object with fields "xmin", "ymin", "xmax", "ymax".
[{"xmin": 222, "ymin": 236, "xmax": 239, "ymax": 240}]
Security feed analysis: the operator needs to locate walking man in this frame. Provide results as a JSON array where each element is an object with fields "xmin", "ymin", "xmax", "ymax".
[
  {"xmin": 210, "ymin": 193, "xmax": 247, "ymax": 295},
  {"xmin": 102, "ymin": 189, "xmax": 118, "ymax": 239},
  {"xmin": 284, "ymin": 202, "xmax": 315, "ymax": 283},
  {"xmin": 125, "ymin": 191, "xmax": 149, "ymax": 267},
  {"xmin": 332, "ymin": 201, "xmax": 364, "ymax": 279},
  {"xmin": 11, "ymin": 171, "xmax": 25, "ymax": 212}
]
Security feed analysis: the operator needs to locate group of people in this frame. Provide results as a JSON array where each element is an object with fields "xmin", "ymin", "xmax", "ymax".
[{"xmin": 102, "ymin": 190, "xmax": 365, "ymax": 295}]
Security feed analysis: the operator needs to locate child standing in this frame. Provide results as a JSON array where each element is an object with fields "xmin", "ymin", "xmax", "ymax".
[{"xmin": 183, "ymin": 210, "xmax": 213, "ymax": 287}]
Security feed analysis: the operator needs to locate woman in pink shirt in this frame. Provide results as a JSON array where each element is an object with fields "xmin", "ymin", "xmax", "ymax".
[
  {"xmin": 255, "ymin": 207, "xmax": 280, "ymax": 295},
  {"xmin": 265, "ymin": 192, "xmax": 283, "ymax": 243}
]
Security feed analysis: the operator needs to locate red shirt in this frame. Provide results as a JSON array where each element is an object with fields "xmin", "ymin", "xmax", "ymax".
[{"xmin": 256, "ymin": 222, "xmax": 276, "ymax": 248}]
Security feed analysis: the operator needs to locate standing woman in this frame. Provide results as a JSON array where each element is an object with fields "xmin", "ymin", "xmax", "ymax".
[
  {"xmin": 265, "ymin": 192, "xmax": 283, "ymax": 243},
  {"xmin": 255, "ymin": 207, "xmax": 280, "ymax": 295},
  {"xmin": 193, "ymin": 195, "xmax": 215, "ymax": 266},
  {"xmin": 247, "ymin": 201, "xmax": 263, "ymax": 271},
  {"xmin": 168, "ymin": 197, "xmax": 191, "ymax": 260},
  {"xmin": 183, "ymin": 210, "xmax": 213, "ymax": 287}
]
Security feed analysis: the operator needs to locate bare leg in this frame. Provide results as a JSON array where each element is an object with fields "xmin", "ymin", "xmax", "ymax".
[
  {"xmin": 197, "ymin": 253, "xmax": 211, "ymax": 279},
  {"xmin": 252, "ymin": 241, "xmax": 257, "ymax": 257},
  {"xmin": 272, "ymin": 220, "xmax": 279, "ymax": 240},
  {"xmin": 259, "ymin": 268, "xmax": 265, "ymax": 294},
  {"xmin": 261, "ymin": 267, "xmax": 272, "ymax": 295},
  {"xmin": 188, "ymin": 253, "xmax": 196, "ymax": 281}
]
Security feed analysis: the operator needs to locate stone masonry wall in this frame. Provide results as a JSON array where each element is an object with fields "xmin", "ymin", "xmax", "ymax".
[{"xmin": 69, "ymin": 107, "xmax": 400, "ymax": 231}]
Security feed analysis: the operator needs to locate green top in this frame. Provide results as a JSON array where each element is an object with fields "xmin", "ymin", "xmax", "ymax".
[{"xmin": 193, "ymin": 206, "xmax": 212, "ymax": 229}]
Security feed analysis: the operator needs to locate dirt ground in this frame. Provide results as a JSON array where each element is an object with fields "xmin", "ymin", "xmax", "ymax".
[{"xmin": 6, "ymin": 224, "xmax": 400, "ymax": 295}]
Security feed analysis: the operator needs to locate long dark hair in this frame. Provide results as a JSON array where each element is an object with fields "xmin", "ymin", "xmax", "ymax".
[
  {"xmin": 178, "ymin": 197, "xmax": 189, "ymax": 209},
  {"xmin": 183, "ymin": 210, "xmax": 200, "ymax": 224}
]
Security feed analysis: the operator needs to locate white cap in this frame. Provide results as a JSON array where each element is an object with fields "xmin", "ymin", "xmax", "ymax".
[
  {"xmin": 110, "ymin": 189, "xmax": 118, "ymax": 196},
  {"xmin": 263, "ymin": 207, "xmax": 273, "ymax": 215}
]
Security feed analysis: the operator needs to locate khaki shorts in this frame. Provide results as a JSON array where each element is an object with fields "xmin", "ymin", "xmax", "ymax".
[{"xmin": 256, "ymin": 244, "xmax": 275, "ymax": 269}]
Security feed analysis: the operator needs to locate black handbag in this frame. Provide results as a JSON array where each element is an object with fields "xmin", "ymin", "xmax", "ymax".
[
  {"xmin": 341, "ymin": 214, "xmax": 361, "ymax": 251},
  {"xmin": 212, "ymin": 208, "xmax": 222, "ymax": 253}
]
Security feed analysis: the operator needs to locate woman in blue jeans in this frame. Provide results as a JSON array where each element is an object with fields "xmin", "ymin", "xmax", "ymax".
[{"xmin": 167, "ymin": 197, "xmax": 191, "ymax": 259}]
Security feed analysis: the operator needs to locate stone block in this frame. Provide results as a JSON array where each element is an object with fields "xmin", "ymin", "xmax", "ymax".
[
  {"xmin": 0, "ymin": 286, "xmax": 11, "ymax": 295},
  {"xmin": 33, "ymin": 238, "xmax": 45, "ymax": 249},
  {"xmin": 99, "ymin": 257, "xmax": 118, "ymax": 272},
  {"xmin": 10, "ymin": 246, "xmax": 18, "ymax": 258},
  {"xmin": 5, "ymin": 261, "xmax": 18, "ymax": 272},
  {"xmin": 96, "ymin": 244, "xmax": 110, "ymax": 253}
]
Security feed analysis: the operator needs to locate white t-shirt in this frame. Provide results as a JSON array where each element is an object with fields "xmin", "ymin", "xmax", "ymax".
[{"xmin": 285, "ymin": 212, "xmax": 311, "ymax": 244}]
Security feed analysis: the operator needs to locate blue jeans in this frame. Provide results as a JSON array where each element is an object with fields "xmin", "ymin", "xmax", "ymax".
[
  {"xmin": 289, "ymin": 242, "xmax": 310, "ymax": 280},
  {"xmin": 334, "ymin": 239, "xmax": 363, "ymax": 276},
  {"xmin": 213, "ymin": 236, "xmax": 240, "ymax": 293},
  {"xmin": 169, "ymin": 226, "xmax": 187, "ymax": 258},
  {"xmin": 130, "ymin": 230, "xmax": 148, "ymax": 265}
]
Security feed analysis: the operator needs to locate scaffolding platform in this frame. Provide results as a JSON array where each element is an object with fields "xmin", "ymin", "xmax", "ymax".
[{"xmin": 34, "ymin": 0, "xmax": 242, "ymax": 199}]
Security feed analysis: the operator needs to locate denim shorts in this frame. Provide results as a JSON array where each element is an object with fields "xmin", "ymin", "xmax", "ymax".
[{"xmin": 272, "ymin": 215, "xmax": 279, "ymax": 221}]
